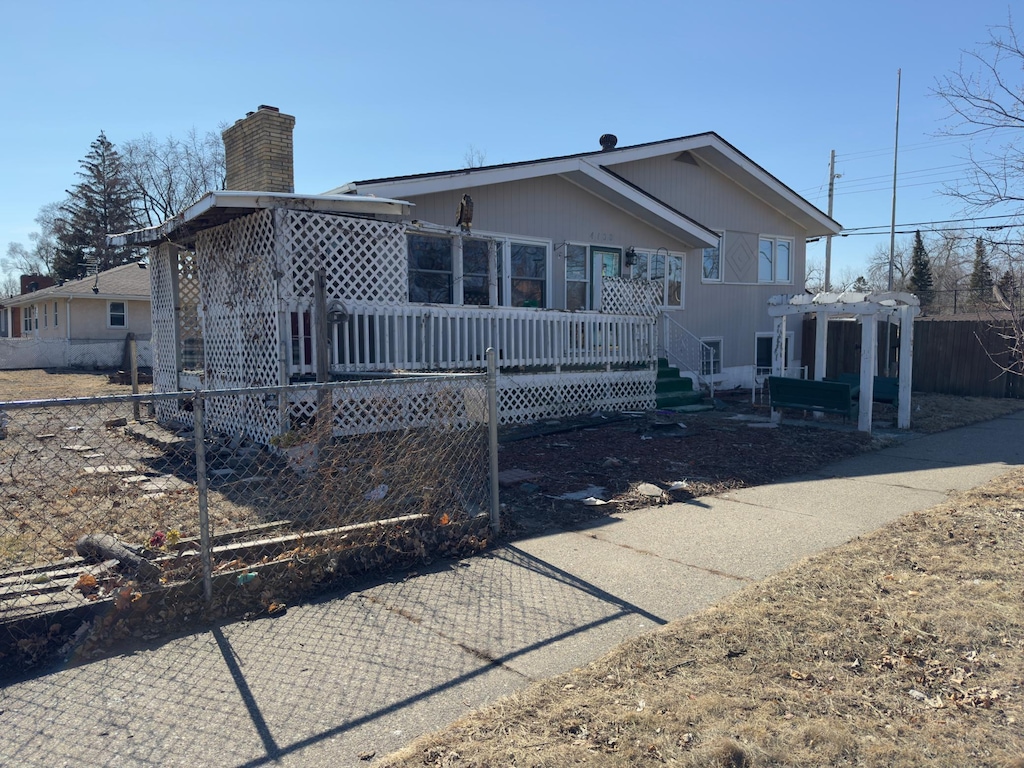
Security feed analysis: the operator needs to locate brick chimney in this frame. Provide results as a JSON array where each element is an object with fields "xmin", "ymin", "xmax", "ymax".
[{"xmin": 222, "ymin": 105, "xmax": 296, "ymax": 193}]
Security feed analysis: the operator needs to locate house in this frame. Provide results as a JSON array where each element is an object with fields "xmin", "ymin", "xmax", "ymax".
[
  {"xmin": 110, "ymin": 106, "xmax": 839, "ymax": 444},
  {"xmin": 0, "ymin": 262, "xmax": 153, "ymax": 370},
  {"xmin": 331, "ymin": 131, "xmax": 840, "ymax": 389}
]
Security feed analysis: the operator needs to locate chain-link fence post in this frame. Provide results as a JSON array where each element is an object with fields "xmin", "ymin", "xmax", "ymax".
[
  {"xmin": 193, "ymin": 390, "xmax": 213, "ymax": 605},
  {"xmin": 487, "ymin": 347, "xmax": 500, "ymax": 536}
]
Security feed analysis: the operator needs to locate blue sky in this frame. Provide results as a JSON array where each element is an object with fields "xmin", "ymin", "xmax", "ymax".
[{"xmin": 0, "ymin": 0, "xmax": 1017, "ymax": 283}]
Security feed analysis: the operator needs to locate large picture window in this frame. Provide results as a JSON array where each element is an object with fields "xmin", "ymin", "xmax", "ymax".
[
  {"xmin": 407, "ymin": 231, "xmax": 549, "ymax": 308},
  {"xmin": 758, "ymin": 236, "xmax": 793, "ymax": 283}
]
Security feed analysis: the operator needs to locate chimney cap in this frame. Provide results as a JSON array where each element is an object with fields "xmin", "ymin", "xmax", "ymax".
[
  {"xmin": 257, "ymin": 105, "xmax": 280, "ymax": 113},
  {"xmin": 599, "ymin": 133, "xmax": 618, "ymax": 151}
]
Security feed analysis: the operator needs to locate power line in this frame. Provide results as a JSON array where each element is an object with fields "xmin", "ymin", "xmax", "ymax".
[{"xmin": 842, "ymin": 213, "xmax": 1020, "ymax": 233}]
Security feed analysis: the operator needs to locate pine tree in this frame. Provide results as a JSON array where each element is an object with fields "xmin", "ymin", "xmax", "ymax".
[
  {"xmin": 907, "ymin": 230, "xmax": 934, "ymax": 310},
  {"xmin": 968, "ymin": 237, "xmax": 994, "ymax": 303},
  {"xmin": 53, "ymin": 132, "xmax": 138, "ymax": 281}
]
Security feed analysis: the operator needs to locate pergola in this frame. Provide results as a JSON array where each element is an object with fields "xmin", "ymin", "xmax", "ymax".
[{"xmin": 767, "ymin": 291, "xmax": 920, "ymax": 432}]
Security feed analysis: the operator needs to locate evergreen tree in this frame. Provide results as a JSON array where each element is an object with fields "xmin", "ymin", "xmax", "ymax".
[
  {"xmin": 850, "ymin": 275, "xmax": 870, "ymax": 292},
  {"xmin": 53, "ymin": 132, "xmax": 138, "ymax": 281},
  {"xmin": 907, "ymin": 230, "xmax": 934, "ymax": 309},
  {"xmin": 968, "ymin": 237, "xmax": 994, "ymax": 303}
]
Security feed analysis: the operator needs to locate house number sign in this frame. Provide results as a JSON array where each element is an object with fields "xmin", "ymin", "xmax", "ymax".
[{"xmin": 590, "ymin": 232, "xmax": 615, "ymax": 243}]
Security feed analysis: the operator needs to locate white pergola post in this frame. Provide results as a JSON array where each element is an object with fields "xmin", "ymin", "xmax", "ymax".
[
  {"xmin": 814, "ymin": 310, "xmax": 827, "ymax": 381},
  {"xmin": 858, "ymin": 315, "xmax": 876, "ymax": 432},
  {"xmin": 897, "ymin": 305, "xmax": 914, "ymax": 429},
  {"xmin": 770, "ymin": 314, "xmax": 787, "ymax": 423}
]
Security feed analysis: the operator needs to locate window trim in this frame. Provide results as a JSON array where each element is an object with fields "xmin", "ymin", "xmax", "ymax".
[
  {"xmin": 700, "ymin": 337, "xmax": 723, "ymax": 376},
  {"xmin": 107, "ymin": 300, "xmax": 127, "ymax": 329},
  {"xmin": 757, "ymin": 235, "xmax": 794, "ymax": 284},
  {"xmin": 701, "ymin": 232, "xmax": 724, "ymax": 283}
]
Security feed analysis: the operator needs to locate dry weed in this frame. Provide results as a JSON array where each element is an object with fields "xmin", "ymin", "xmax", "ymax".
[{"xmin": 380, "ymin": 469, "xmax": 1024, "ymax": 767}]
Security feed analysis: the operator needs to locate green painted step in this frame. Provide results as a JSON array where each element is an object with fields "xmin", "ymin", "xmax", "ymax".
[{"xmin": 655, "ymin": 359, "xmax": 702, "ymax": 407}]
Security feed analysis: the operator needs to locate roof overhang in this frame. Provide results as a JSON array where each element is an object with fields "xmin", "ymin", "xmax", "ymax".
[
  {"xmin": 345, "ymin": 157, "xmax": 720, "ymax": 249},
  {"xmin": 107, "ymin": 191, "xmax": 414, "ymax": 248},
  {"xmin": 337, "ymin": 132, "xmax": 841, "ymax": 240}
]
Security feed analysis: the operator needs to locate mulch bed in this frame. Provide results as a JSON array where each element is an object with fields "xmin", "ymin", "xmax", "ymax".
[{"xmin": 497, "ymin": 390, "xmax": 876, "ymax": 536}]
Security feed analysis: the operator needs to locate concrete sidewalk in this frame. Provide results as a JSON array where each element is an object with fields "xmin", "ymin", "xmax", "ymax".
[{"xmin": 2, "ymin": 412, "xmax": 1022, "ymax": 767}]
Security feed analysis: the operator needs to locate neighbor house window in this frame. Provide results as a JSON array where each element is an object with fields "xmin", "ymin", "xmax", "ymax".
[
  {"xmin": 23, "ymin": 307, "xmax": 33, "ymax": 333},
  {"xmin": 108, "ymin": 301, "xmax": 127, "ymax": 328},
  {"xmin": 42, "ymin": 304, "xmax": 47, "ymax": 328},
  {"xmin": 53, "ymin": 302, "xmax": 58, "ymax": 327},
  {"xmin": 700, "ymin": 338, "xmax": 722, "ymax": 376},
  {"xmin": 408, "ymin": 233, "xmax": 454, "ymax": 304},
  {"xmin": 565, "ymin": 244, "xmax": 589, "ymax": 310},
  {"xmin": 702, "ymin": 234, "xmax": 723, "ymax": 282},
  {"xmin": 758, "ymin": 236, "xmax": 793, "ymax": 283}
]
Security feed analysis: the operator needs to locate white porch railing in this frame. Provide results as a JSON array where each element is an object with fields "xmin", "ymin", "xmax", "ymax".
[
  {"xmin": 659, "ymin": 314, "xmax": 715, "ymax": 398},
  {"xmin": 284, "ymin": 302, "xmax": 657, "ymax": 375}
]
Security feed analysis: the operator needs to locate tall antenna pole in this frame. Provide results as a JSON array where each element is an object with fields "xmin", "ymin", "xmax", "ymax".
[
  {"xmin": 824, "ymin": 149, "xmax": 837, "ymax": 292},
  {"xmin": 887, "ymin": 69, "xmax": 902, "ymax": 292}
]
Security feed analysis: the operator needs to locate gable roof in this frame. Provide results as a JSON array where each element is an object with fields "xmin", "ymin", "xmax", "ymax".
[
  {"xmin": 2, "ymin": 262, "xmax": 152, "ymax": 307},
  {"xmin": 332, "ymin": 132, "xmax": 841, "ymax": 240}
]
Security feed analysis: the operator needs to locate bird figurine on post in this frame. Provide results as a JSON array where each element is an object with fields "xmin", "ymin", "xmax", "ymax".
[{"xmin": 456, "ymin": 194, "xmax": 474, "ymax": 231}]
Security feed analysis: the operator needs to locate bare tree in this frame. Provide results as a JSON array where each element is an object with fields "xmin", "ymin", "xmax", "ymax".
[
  {"xmin": 934, "ymin": 16, "xmax": 1024, "ymax": 214},
  {"xmin": 3, "ymin": 201, "xmax": 64, "ymax": 279},
  {"xmin": 463, "ymin": 145, "xmax": 487, "ymax": 169},
  {"xmin": 867, "ymin": 237, "xmax": 911, "ymax": 290},
  {"xmin": 123, "ymin": 128, "xmax": 225, "ymax": 228}
]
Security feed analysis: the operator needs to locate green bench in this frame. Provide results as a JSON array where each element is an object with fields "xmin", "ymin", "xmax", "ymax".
[
  {"xmin": 767, "ymin": 376, "xmax": 857, "ymax": 420},
  {"xmin": 831, "ymin": 373, "xmax": 899, "ymax": 405}
]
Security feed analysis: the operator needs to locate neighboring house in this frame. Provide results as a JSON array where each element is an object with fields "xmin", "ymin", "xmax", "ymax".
[
  {"xmin": 0, "ymin": 263, "xmax": 153, "ymax": 370},
  {"xmin": 110, "ymin": 106, "xmax": 839, "ymax": 444},
  {"xmin": 332, "ymin": 131, "xmax": 840, "ymax": 388}
]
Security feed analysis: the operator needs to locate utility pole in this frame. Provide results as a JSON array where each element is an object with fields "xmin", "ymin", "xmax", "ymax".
[
  {"xmin": 887, "ymin": 69, "xmax": 902, "ymax": 293},
  {"xmin": 824, "ymin": 149, "xmax": 839, "ymax": 292}
]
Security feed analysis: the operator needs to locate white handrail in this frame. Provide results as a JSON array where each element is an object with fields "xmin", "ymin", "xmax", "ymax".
[
  {"xmin": 286, "ymin": 302, "xmax": 657, "ymax": 374},
  {"xmin": 659, "ymin": 314, "xmax": 715, "ymax": 399}
]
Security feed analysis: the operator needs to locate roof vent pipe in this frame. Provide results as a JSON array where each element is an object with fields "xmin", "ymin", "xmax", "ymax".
[{"xmin": 599, "ymin": 134, "xmax": 618, "ymax": 151}]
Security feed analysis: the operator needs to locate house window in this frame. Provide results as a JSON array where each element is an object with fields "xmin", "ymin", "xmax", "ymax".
[
  {"xmin": 631, "ymin": 250, "xmax": 685, "ymax": 307},
  {"xmin": 462, "ymin": 238, "xmax": 494, "ymax": 306},
  {"xmin": 758, "ymin": 237, "xmax": 793, "ymax": 283},
  {"xmin": 702, "ymin": 234, "xmax": 723, "ymax": 282},
  {"xmin": 53, "ymin": 302, "xmax": 58, "ymax": 327},
  {"xmin": 408, "ymin": 233, "xmax": 453, "ymax": 304},
  {"xmin": 23, "ymin": 307, "xmax": 33, "ymax": 333},
  {"xmin": 108, "ymin": 301, "xmax": 127, "ymax": 328},
  {"xmin": 42, "ymin": 304, "xmax": 47, "ymax": 328},
  {"xmin": 510, "ymin": 241, "xmax": 547, "ymax": 307},
  {"xmin": 565, "ymin": 244, "xmax": 589, "ymax": 310},
  {"xmin": 700, "ymin": 338, "xmax": 722, "ymax": 376}
]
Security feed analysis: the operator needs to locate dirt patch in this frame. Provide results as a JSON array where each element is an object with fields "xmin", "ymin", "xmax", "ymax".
[
  {"xmin": 0, "ymin": 368, "xmax": 151, "ymax": 401},
  {"xmin": 380, "ymin": 467, "xmax": 1024, "ymax": 767}
]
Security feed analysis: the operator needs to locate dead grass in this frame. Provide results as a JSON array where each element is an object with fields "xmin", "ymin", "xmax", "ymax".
[
  {"xmin": 381, "ymin": 469, "xmax": 1024, "ymax": 767},
  {"xmin": 909, "ymin": 392, "xmax": 1024, "ymax": 433},
  {"xmin": 0, "ymin": 368, "xmax": 150, "ymax": 401}
]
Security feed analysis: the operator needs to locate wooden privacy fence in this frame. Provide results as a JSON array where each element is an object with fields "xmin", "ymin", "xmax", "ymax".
[{"xmin": 802, "ymin": 315, "xmax": 1020, "ymax": 399}]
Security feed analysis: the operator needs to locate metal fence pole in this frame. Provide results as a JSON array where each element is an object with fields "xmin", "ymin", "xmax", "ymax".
[
  {"xmin": 193, "ymin": 390, "xmax": 213, "ymax": 605},
  {"xmin": 486, "ymin": 347, "xmax": 500, "ymax": 536}
]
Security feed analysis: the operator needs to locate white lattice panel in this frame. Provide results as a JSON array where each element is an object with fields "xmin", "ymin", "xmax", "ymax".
[
  {"xmin": 279, "ymin": 211, "xmax": 407, "ymax": 304},
  {"xmin": 497, "ymin": 370, "xmax": 656, "ymax": 424},
  {"xmin": 602, "ymin": 277, "xmax": 662, "ymax": 317}
]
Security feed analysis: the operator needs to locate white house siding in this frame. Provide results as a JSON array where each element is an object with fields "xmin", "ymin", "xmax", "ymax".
[
  {"xmin": 600, "ymin": 156, "xmax": 808, "ymax": 382},
  {"xmin": 396, "ymin": 162, "xmax": 809, "ymax": 387}
]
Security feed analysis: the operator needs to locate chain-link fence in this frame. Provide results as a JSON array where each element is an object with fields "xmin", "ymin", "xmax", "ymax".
[{"xmin": 0, "ymin": 371, "xmax": 497, "ymax": 675}]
